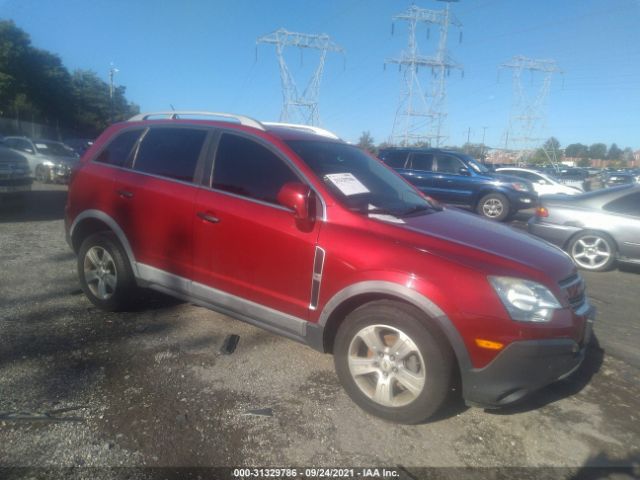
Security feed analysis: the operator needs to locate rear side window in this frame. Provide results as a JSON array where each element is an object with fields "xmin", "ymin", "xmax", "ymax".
[
  {"xmin": 95, "ymin": 129, "xmax": 143, "ymax": 167},
  {"xmin": 212, "ymin": 133, "xmax": 298, "ymax": 204},
  {"xmin": 133, "ymin": 128, "xmax": 207, "ymax": 182},
  {"xmin": 411, "ymin": 153, "xmax": 434, "ymax": 171},
  {"xmin": 603, "ymin": 192, "xmax": 640, "ymax": 217},
  {"xmin": 436, "ymin": 154, "xmax": 464, "ymax": 174},
  {"xmin": 381, "ymin": 151, "xmax": 409, "ymax": 169}
]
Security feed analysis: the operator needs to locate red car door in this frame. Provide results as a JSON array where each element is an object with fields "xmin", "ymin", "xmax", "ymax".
[
  {"xmin": 113, "ymin": 126, "xmax": 209, "ymax": 278},
  {"xmin": 191, "ymin": 132, "xmax": 321, "ymax": 320}
]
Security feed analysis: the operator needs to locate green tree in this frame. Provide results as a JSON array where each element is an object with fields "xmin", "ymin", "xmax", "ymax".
[
  {"xmin": 588, "ymin": 143, "xmax": 607, "ymax": 160},
  {"xmin": 607, "ymin": 143, "xmax": 622, "ymax": 161},
  {"xmin": 565, "ymin": 143, "xmax": 589, "ymax": 158},
  {"xmin": 543, "ymin": 137, "xmax": 561, "ymax": 153},
  {"xmin": 357, "ymin": 131, "xmax": 376, "ymax": 154},
  {"xmin": 0, "ymin": 20, "xmax": 138, "ymax": 137}
]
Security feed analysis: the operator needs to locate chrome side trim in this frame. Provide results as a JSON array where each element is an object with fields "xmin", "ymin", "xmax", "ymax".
[
  {"xmin": 309, "ymin": 246, "xmax": 326, "ymax": 310},
  {"xmin": 69, "ymin": 209, "xmax": 138, "ymax": 276},
  {"xmin": 135, "ymin": 262, "xmax": 307, "ymax": 338}
]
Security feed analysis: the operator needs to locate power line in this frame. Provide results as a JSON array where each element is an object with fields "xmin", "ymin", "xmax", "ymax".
[
  {"xmin": 256, "ymin": 28, "xmax": 344, "ymax": 126},
  {"xmin": 385, "ymin": 1, "xmax": 463, "ymax": 147}
]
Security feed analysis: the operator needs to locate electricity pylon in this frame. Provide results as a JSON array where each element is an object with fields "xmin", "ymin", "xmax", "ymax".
[
  {"xmin": 386, "ymin": 1, "xmax": 462, "ymax": 147},
  {"xmin": 500, "ymin": 55, "xmax": 562, "ymax": 162},
  {"xmin": 257, "ymin": 28, "xmax": 344, "ymax": 126}
]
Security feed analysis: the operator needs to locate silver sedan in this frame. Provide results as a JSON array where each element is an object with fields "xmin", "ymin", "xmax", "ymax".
[{"xmin": 528, "ymin": 185, "xmax": 640, "ymax": 271}]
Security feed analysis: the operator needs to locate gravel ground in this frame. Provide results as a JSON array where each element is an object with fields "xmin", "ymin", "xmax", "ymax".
[{"xmin": 0, "ymin": 184, "xmax": 639, "ymax": 479}]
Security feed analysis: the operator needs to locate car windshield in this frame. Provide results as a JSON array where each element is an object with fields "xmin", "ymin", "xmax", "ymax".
[
  {"xmin": 35, "ymin": 141, "xmax": 77, "ymax": 157},
  {"xmin": 460, "ymin": 154, "xmax": 490, "ymax": 173},
  {"xmin": 287, "ymin": 140, "xmax": 439, "ymax": 217}
]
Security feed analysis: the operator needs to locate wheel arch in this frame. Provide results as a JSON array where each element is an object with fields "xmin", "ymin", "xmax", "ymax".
[
  {"xmin": 317, "ymin": 281, "xmax": 472, "ymax": 373},
  {"xmin": 70, "ymin": 210, "xmax": 138, "ymax": 276}
]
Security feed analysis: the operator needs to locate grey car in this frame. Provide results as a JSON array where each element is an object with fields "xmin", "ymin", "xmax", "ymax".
[
  {"xmin": 3, "ymin": 136, "xmax": 79, "ymax": 183},
  {"xmin": 528, "ymin": 185, "xmax": 640, "ymax": 271}
]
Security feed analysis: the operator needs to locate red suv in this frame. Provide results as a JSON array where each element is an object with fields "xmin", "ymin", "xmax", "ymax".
[{"xmin": 65, "ymin": 112, "xmax": 595, "ymax": 423}]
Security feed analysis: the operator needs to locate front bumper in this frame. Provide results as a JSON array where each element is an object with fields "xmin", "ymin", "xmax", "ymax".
[
  {"xmin": 510, "ymin": 192, "xmax": 537, "ymax": 211},
  {"xmin": 462, "ymin": 307, "xmax": 595, "ymax": 408}
]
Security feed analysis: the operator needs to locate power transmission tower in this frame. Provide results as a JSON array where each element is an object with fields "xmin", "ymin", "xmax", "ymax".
[
  {"xmin": 386, "ymin": 1, "xmax": 463, "ymax": 147},
  {"xmin": 257, "ymin": 28, "xmax": 344, "ymax": 126},
  {"xmin": 500, "ymin": 55, "xmax": 562, "ymax": 162}
]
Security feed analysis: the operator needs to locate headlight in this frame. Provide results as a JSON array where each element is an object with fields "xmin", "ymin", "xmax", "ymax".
[
  {"xmin": 488, "ymin": 276, "xmax": 562, "ymax": 323},
  {"xmin": 510, "ymin": 182, "xmax": 529, "ymax": 192}
]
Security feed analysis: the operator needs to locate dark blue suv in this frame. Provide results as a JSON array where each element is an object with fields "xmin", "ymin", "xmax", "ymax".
[{"xmin": 378, "ymin": 148, "xmax": 537, "ymax": 221}]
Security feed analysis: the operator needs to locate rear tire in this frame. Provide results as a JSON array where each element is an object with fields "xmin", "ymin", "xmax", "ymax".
[
  {"xmin": 568, "ymin": 231, "xmax": 616, "ymax": 272},
  {"xmin": 476, "ymin": 192, "xmax": 510, "ymax": 221},
  {"xmin": 333, "ymin": 300, "xmax": 454, "ymax": 424},
  {"xmin": 77, "ymin": 232, "xmax": 137, "ymax": 311}
]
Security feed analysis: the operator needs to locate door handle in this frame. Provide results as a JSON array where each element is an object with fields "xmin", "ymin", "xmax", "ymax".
[
  {"xmin": 197, "ymin": 211, "xmax": 220, "ymax": 224},
  {"xmin": 116, "ymin": 189, "xmax": 134, "ymax": 199}
]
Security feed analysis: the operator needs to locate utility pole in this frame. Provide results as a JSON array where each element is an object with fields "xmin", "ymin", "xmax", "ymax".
[
  {"xmin": 109, "ymin": 63, "xmax": 119, "ymax": 124},
  {"xmin": 257, "ymin": 28, "xmax": 344, "ymax": 126},
  {"xmin": 386, "ymin": 1, "xmax": 463, "ymax": 147},
  {"xmin": 500, "ymin": 55, "xmax": 562, "ymax": 163}
]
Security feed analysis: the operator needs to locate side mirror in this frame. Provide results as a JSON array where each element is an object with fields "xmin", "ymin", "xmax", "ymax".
[
  {"xmin": 24, "ymin": 148, "xmax": 34, "ymax": 154},
  {"xmin": 277, "ymin": 182, "xmax": 312, "ymax": 221},
  {"xmin": 459, "ymin": 168, "xmax": 471, "ymax": 176}
]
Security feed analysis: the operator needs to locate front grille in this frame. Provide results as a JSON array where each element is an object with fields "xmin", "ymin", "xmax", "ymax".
[{"xmin": 559, "ymin": 273, "xmax": 587, "ymax": 313}]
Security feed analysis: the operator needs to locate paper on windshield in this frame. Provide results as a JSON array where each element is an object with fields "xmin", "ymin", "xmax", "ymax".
[{"xmin": 325, "ymin": 173, "xmax": 369, "ymax": 196}]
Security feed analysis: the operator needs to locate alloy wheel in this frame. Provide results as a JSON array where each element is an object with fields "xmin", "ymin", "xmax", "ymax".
[
  {"xmin": 482, "ymin": 198, "xmax": 504, "ymax": 218},
  {"xmin": 83, "ymin": 246, "xmax": 118, "ymax": 300},
  {"xmin": 571, "ymin": 235, "xmax": 612, "ymax": 270},
  {"xmin": 347, "ymin": 324, "xmax": 426, "ymax": 407}
]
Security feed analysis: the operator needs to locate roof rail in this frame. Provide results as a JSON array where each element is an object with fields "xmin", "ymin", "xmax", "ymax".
[
  {"xmin": 127, "ymin": 111, "xmax": 265, "ymax": 131},
  {"xmin": 263, "ymin": 122, "xmax": 340, "ymax": 140}
]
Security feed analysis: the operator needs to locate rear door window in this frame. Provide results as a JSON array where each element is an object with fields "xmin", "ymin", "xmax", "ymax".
[
  {"xmin": 381, "ymin": 151, "xmax": 409, "ymax": 169},
  {"xmin": 212, "ymin": 133, "xmax": 298, "ymax": 204},
  {"xmin": 410, "ymin": 153, "xmax": 434, "ymax": 171},
  {"xmin": 94, "ymin": 129, "xmax": 143, "ymax": 167},
  {"xmin": 435, "ymin": 154, "xmax": 465, "ymax": 174},
  {"xmin": 133, "ymin": 127, "xmax": 207, "ymax": 183},
  {"xmin": 603, "ymin": 192, "xmax": 640, "ymax": 217}
]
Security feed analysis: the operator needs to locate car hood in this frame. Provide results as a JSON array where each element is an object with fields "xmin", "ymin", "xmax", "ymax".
[{"xmin": 399, "ymin": 208, "xmax": 574, "ymax": 281}]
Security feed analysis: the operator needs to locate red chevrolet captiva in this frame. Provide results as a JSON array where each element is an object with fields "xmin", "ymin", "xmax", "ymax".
[{"xmin": 65, "ymin": 111, "xmax": 595, "ymax": 423}]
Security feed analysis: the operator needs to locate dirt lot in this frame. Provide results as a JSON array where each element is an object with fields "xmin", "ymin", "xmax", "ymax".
[{"xmin": 1, "ymin": 184, "xmax": 639, "ymax": 479}]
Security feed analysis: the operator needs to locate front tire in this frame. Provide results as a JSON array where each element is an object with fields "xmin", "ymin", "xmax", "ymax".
[
  {"xmin": 77, "ymin": 232, "xmax": 137, "ymax": 311},
  {"xmin": 476, "ymin": 192, "xmax": 510, "ymax": 221},
  {"xmin": 568, "ymin": 231, "xmax": 616, "ymax": 272},
  {"xmin": 334, "ymin": 300, "xmax": 454, "ymax": 424}
]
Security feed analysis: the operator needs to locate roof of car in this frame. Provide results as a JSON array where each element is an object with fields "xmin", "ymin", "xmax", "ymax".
[{"xmin": 126, "ymin": 111, "xmax": 342, "ymax": 143}]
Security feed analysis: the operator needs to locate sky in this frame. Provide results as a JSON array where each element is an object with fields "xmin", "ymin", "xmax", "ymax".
[{"xmin": 1, "ymin": 0, "xmax": 639, "ymax": 150}]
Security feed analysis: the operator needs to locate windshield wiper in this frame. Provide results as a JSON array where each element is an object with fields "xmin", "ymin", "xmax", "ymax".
[{"xmin": 400, "ymin": 204, "xmax": 439, "ymax": 217}]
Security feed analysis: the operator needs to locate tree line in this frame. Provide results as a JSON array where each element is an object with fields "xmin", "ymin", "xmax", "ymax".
[{"xmin": 0, "ymin": 20, "xmax": 139, "ymax": 139}]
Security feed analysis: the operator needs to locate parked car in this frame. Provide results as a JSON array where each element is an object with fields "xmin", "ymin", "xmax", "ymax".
[
  {"xmin": 0, "ymin": 145, "xmax": 32, "ymax": 198},
  {"xmin": 65, "ymin": 111, "xmax": 594, "ymax": 423},
  {"xmin": 3, "ymin": 136, "xmax": 79, "ymax": 183},
  {"xmin": 603, "ymin": 171, "xmax": 635, "ymax": 188},
  {"xmin": 496, "ymin": 167, "xmax": 583, "ymax": 196},
  {"xmin": 64, "ymin": 138, "xmax": 95, "ymax": 156},
  {"xmin": 528, "ymin": 185, "xmax": 640, "ymax": 271},
  {"xmin": 377, "ymin": 148, "xmax": 537, "ymax": 221}
]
